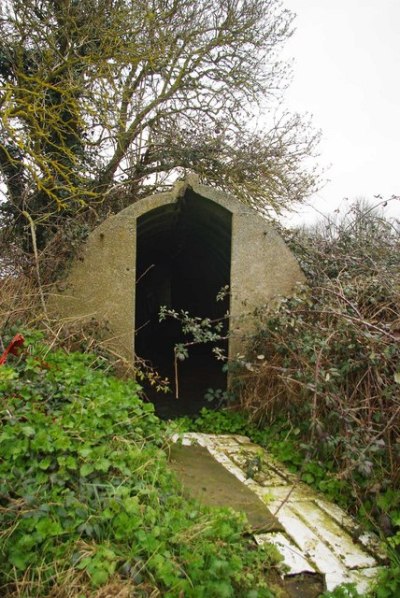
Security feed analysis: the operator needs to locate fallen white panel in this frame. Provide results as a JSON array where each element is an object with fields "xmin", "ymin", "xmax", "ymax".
[
  {"xmin": 291, "ymin": 502, "xmax": 377, "ymax": 569},
  {"xmin": 255, "ymin": 532, "xmax": 316, "ymax": 575},
  {"xmin": 171, "ymin": 433, "xmax": 387, "ymax": 594},
  {"xmin": 275, "ymin": 504, "xmax": 349, "ymax": 576},
  {"xmin": 316, "ymin": 499, "xmax": 387, "ymax": 562},
  {"xmin": 325, "ymin": 566, "xmax": 383, "ymax": 594}
]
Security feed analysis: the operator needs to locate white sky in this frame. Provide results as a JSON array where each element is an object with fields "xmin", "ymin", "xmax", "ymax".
[{"xmin": 280, "ymin": 0, "xmax": 400, "ymax": 224}]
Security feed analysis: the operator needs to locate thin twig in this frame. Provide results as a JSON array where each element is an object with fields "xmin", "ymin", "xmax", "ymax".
[
  {"xmin": 174, "ymin": 347, "xmax": 179, "ymax": 399},
  {"xmin": 22, "ymin": 211, "xmax": 49, "ymax": 322}
]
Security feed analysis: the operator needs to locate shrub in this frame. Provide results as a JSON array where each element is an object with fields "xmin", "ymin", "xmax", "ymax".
[{"xmin": 238, "ymin": 202, "xmax": 400, "ymax": 526}]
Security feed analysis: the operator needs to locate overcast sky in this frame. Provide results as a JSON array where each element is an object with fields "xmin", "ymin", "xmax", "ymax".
[{"xmin": 280, "ymin": 0, "xmax": 400, "ymax": 224}]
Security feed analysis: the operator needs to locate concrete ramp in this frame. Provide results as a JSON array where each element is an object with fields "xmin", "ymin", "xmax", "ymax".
[{"xmin": 170, "ymin": 433, "xmax": 387, "ymax": 595}]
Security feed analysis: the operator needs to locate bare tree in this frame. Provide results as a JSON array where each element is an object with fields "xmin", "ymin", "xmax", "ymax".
[{"xmin": 0, "ymin": 0, "xmax": 319, "ymax": 250}]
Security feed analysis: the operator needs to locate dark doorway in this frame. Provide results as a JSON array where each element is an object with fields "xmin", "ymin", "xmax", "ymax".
[{"xmin": 135, "ymin": 190, "xmax": 232, "ymax": 418}]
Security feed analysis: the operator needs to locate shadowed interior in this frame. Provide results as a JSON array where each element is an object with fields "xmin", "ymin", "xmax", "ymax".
[{"xmin": 135, "ymin": 189, "xmax": 232, "ymax": 417}]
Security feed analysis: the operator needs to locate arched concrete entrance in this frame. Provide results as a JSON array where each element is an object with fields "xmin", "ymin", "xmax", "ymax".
[{"xmin": 50, "ymin": 176, "xmax": 304, "ymax": 414}]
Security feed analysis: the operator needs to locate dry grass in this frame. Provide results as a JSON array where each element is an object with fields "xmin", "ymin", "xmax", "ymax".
[
  {"xmin": 236, "ymin": 354, "xmax": 299, "ymax": 424},
  {"xmin": 0, "ymin": 275, "xmax": 44, "ymax": 332},
  {"xmin": 2, "ymin": 572, "xmax": 160, "ymax": 598}
]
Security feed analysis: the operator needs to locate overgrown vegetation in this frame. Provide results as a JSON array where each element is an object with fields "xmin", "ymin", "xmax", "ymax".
[
  {"xmin": 0, "ymin": 333, "xmax": 281, "ymax": 597},
  {"xmin": 1, "ymin": 157, "xmax": 399, "ymax": 598},
  {"xmin": 236, "ymin": 203, "xmax": 400, "ymax": 518}
]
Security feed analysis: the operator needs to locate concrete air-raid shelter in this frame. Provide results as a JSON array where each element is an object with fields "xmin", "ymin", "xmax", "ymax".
[{"xmin": 51, "ymin": 176, "xmax": 304, "ymax": 396}]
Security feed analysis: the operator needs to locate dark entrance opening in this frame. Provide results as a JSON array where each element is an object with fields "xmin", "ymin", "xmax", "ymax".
[{"xmin": 135, "ymin": 189, "xmax": 232, "ymax": 418}]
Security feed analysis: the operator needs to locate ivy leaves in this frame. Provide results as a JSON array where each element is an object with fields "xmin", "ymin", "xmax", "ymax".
[{"xmin": 0, "ymin": 341, "xmax": 277, "ymax": 596}]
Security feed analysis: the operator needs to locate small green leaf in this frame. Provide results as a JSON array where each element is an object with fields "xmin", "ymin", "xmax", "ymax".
[
  {"xmin": 9, "ymin": 552, "xmax": 30, "ymax": 570},
  {"xmin": 39, "ymin": 457, "xmax": 52, "ymax": 470},
  {"xmin": 80, "ymin": 463, "xmax": 94, "ymax": 477},
  {"xmin": 0, "ymin": 367, "xmax": 18, "ymax": 380},
  {"xmin": 21, "ymin": 426, "xmax": 35, "ymax": 438},
  {"xmin": 91, "ymin": 568, "xmax": 110, "ymax": 586}
]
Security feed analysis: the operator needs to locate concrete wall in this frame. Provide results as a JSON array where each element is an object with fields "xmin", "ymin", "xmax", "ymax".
[
  {"xmin": 229, "ymin": 210, "xmax": 305, "ymax": 358},
  {"xmin": 49, "ymin": 177, "xmax": 305, "ymax": 362}
]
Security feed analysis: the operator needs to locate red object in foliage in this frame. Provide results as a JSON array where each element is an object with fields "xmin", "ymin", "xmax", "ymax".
[{"xmin": 0, "ymin": 334, "xmax": 25, "ymax": 365}]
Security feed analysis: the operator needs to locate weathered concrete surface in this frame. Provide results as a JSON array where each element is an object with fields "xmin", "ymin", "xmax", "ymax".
[
  {"xmin": 168, "ymin": 443, "xmax": 282, "ymax": 532},
  {"xmin": 171, "ymin": 433, "xmax": 387, "ymax": 595},
  {"xmin": 49, "ymin": 176, "xmax": 304, "ymax": 364},
  {"xmin": 48, "ymin": 209, "xmax": 138, "ymax": 360}
]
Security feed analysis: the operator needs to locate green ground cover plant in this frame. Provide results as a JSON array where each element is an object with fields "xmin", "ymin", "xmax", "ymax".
[{"xmin": 0, "ymin": 333, "xmax": 280, "ymax": 597}]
